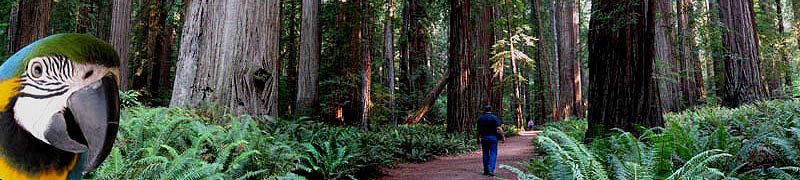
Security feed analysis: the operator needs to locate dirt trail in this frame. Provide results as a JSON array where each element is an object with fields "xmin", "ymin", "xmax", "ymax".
[{"xmin": 381, "ymin": 131, "xmax": 539, "ymax": 180}]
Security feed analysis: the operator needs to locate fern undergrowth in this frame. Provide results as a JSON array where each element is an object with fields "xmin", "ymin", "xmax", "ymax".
[
  {"xmin": 504, "ymin": 100, "xmax": 800, "ymax": 180},
  {"xmin": 88, "ymin": 105, "xmax": 477, "ymax": 179}
]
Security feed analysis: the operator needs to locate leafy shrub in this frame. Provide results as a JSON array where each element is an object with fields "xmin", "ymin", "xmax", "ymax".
[
  {"xmin": 119, "ymin": 90, "xmax": 143, "ymax": 108},
  {"xmin": 90, "ymin": 107, "xmax": 477, "ymax": 179},
  {"xmin": 507, "ymin": 100, "xmax": 800, "ymax": 179}
]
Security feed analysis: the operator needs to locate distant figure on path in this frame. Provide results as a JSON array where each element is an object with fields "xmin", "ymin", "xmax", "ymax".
[
  {"xmin": 528, "ymin": 119, "xmax": 535, "ymax": 131},
  {"xmin": 476, "ymin": 105, "xmax": 505, "ymax": 177}
]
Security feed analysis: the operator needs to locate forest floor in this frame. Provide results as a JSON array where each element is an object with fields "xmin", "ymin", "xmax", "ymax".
[{"xmin": 381, "ymin": 131, "xmax": 540, "ymax": 180}]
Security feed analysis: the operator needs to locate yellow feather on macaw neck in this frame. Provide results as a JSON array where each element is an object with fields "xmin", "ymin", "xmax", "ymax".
[
  {"xmin": 0, "ymin": 154, "xmax": 77, "ymax": 180},
  {"xmin": 0, "ymin": 77, "xmax": 78, "ymax": 179},
  {"xmin": 0, "ymin": 78, "xmax": 21, "ymax": 110}
]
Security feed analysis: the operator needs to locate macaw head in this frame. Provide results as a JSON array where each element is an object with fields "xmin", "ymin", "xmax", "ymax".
[{"xmin": 0, "ymin": 33, "xmax": 120, "ymax": 175}]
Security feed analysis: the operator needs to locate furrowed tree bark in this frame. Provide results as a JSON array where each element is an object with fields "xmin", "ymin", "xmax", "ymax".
[
  {"xmin": 555, "ymin": 0, "xmax": 582, "ymax": 121},
  {"xmin": 585, "ymin": 0, "xmax": 663, "ymax": 141},
  {"xmin": 170, "ymin": 0, "xmax": 206, "ymax": 107},
  {"xmin": 111, "ymin": 0, "xmax": 132, "ymax": 90},
  {"xmin": 447, "ymin": 0, "xmax": 473, "ymax": 133},
  {"xmin": 405, "ymin": 74, "xmax": 449, "ymax": 124},
  {"xmin": 717, "ymin": 0, "xmax": 766, "ymax": 107},
  {"xmin": 531, "ymin": 0, "xmax": 554, "ymax": 126},
  {"xmin": 654, "ymin": 0, "xmax": 681, "ymax": 112},
  {"xmin": 297, "ymin": 0, "xmax": 321, "ymax": 117},
  {"xmin": 384, "ymin": 0, "xmax": 396, "ymax": 127},
  {"xmin": 677, "ymin": 0, "xmax": 705, "ymax": 107},
  {"xmin": 474, "ymin": 0, "xmax": 494, "ymax": 118},
  {"xmin": 8, "ymin": 0, "xmax": 51, "ymax": 52},
  {"xmin": 170, "ymin": 0, "xmax": 280, "ymax": 117},
  {"xmin": 359, "ymin": 0, "xmax": 372, "ymax": 130},
  {"xmin": 549, "ymin": 0, "xmax": 562, "ymax": 122},
  {"xmin": 400, "ymin": 0, "xmax": 428, "ymax": 111}
]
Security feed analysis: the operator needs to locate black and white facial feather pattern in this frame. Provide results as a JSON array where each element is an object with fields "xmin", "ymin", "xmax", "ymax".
[{"xmin": 13, "ymin": 56, "xmax": 118, "ymax": 146}]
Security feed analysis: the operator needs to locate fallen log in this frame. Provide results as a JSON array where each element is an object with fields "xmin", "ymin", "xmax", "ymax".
[{"xmin": 404, "ymin": 73, "xmax": 450, "ymax": 124}]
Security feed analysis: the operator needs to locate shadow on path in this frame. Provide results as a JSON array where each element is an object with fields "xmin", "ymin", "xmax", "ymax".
[{"xmin": 381, "ymin": 131, "xmax": 540, "ymax": 180}]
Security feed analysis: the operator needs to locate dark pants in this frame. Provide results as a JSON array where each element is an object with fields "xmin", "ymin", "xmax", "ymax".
[{"xmin": 481, "ymin": 135, "xmax": 498, "ymax": 174}]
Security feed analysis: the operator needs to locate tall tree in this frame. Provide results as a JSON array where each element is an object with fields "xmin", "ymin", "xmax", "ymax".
[
  {"xmin": 470, "ymin": 0, "xmax": 496, "ymax": 128},
  {"xmin": 170, "ymin": 0, "xmax": 280, "ymax": 116},
  {"xmin": 654, "ymin": 0, "xmax": 681, "ymax": 112},
  {"xmin": 717, "ymin": 0, "xmax": 766, "ymax": 107},
  {"xmin": 676, "ymin": 0, "xmax": 705, "ymax": 107},
  {"xmin": 585, "ymin": 0, "xmax": 663, "ymax": 140},
  {"xmin": 400, "ymin": 0, "xmax": 429, "ymax": 111},
  {"xmin": 7, "ymin": 0, "xmax": 51, "ymax": 52},
  {"xmin": 447, "ymin": 0, "xmax": 473, "ymax": 133},
  {"xmin": 297, "ymin": 0, "xmax": 321, "ymax": 117},
  {"xmin": 111, "ymin": 0, "xmax": 132, "ymax": 90},
  {"xmin": 504, "ymin": 0, "xmax": 524, "ymax": 128},
  {"xmin": 473, "ymin": 0, "xmax": 494, "ymax": 119},
  {"xmin": 531, "ymin": 0, "xmax": 555, "ymax": 126},
  {"xmin": 359, "ymin": 0, "xmax": 373, "ymax": 130},
  {"xmin": 758, "ymin": 0, "xmax": 783, "ymax": 97},
  {"xmin": 384, "ymin": 0, "xmax": 397, "ymax": 127},
  {"xmin": 777, "ymin": 0, "xmax": 792, "ymax": 90},
  {"xmin": 555, "ymin": 0, "xmax": 582, "ymax": 121},
  {"xmin": 149, "ymin": 0, "xmax": 177, "ymax": 102}
]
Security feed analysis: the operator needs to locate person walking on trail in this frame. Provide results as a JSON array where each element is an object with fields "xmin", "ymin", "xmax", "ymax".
[
  {"xmin": 528, "ymin": 119, "xmax": 535, "ymax": 131},
  {"xmin": 476, "ymin": 105, "xmax": 505, "ymax": 177}
]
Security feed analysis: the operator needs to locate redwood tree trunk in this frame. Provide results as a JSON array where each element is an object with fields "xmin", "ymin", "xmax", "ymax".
[
  {"xmin": 531, "ymin": 0, "xmax": 554, "ymax": 126},
  {"xmin": 447, "ymin": 0, "xmax": 473, "ymax": 133},
  {"xmin": 654, "ymin": 0, "xmax": 681, "ymax": 113},
  {"xmin": 585, "ymin": 0, "xmax": 663, "ymax": 140},
  {"xmin": 148, "ymin": 0, "xmax": 175, "ymax": 103},
  {"xmin": 401, "ymin": 0, "xmax": 428, "ymax": 111},
  {"xmin": 8, "ymin": 0, "xmax": 51, "ymax": 52},
  {"xmin": 111, "ymin": 0, "xmax": 132, "ymax": 90},
  {"xmin": 359, "ymin": 0, "xmax": 372, "ymax": 130},
  {"xmin": 297, "ymin": 0, "xmax": 321, "ymax": 117},
  {"xmin": 405, "ymin": 74, "xmax": 449, "ymax": 124},
  {"xmin": 676, "ymin": 0, "xmax": 705, "ymax": 107},
  {"xmin": 555, "ymin": 0, "xmax": 582, "ymax": 121},
  {"xmin": 474, "ymin": 0, "xmax": 494, "ymax": 116},
  {"xmin": 170, "ymin": 0, "xmax": 280, "ymax": 117},
  {"xmin": 504, "ymin": 0, "xmax": 523, "ymax": 128},
  {"xmin": 717, "ymin": 0, "xmax": 766, "ymax": 107},
  {"xmin": 384, "ymin": 0, "xmax": 396, "ymax": 127}
]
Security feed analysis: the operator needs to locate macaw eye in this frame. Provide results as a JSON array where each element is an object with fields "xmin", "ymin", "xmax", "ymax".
[{"xmin": 31, "ymin": 62, "xmax": 43, "ymax": 78}]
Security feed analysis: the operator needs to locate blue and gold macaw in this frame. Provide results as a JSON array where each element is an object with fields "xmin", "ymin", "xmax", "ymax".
[{"xmin": 0, "ymin": 34, "xmax": 120, "ymax": 179}]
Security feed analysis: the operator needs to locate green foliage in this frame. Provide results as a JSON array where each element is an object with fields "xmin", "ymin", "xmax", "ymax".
[
  {"xmin": 119, "ymin": 90, "xmax": 143, "ymax": 108},
  {"xmin": 509, "ymin": 100, "xmax": 800, "ymax": 180},
  {"xmin": 90, "ymin": 106, "xmax": 477, "ymax": 179}
]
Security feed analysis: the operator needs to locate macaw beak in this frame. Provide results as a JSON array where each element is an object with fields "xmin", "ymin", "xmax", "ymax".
[{"xmin": 44, "ymin": 74, "xmax": 119, "ymax": 174}]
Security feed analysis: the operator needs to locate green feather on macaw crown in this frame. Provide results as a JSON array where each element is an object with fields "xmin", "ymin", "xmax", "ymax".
[{"xmin": 0, "ymin": 33, "xmax": 120, "ymax": 80}]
